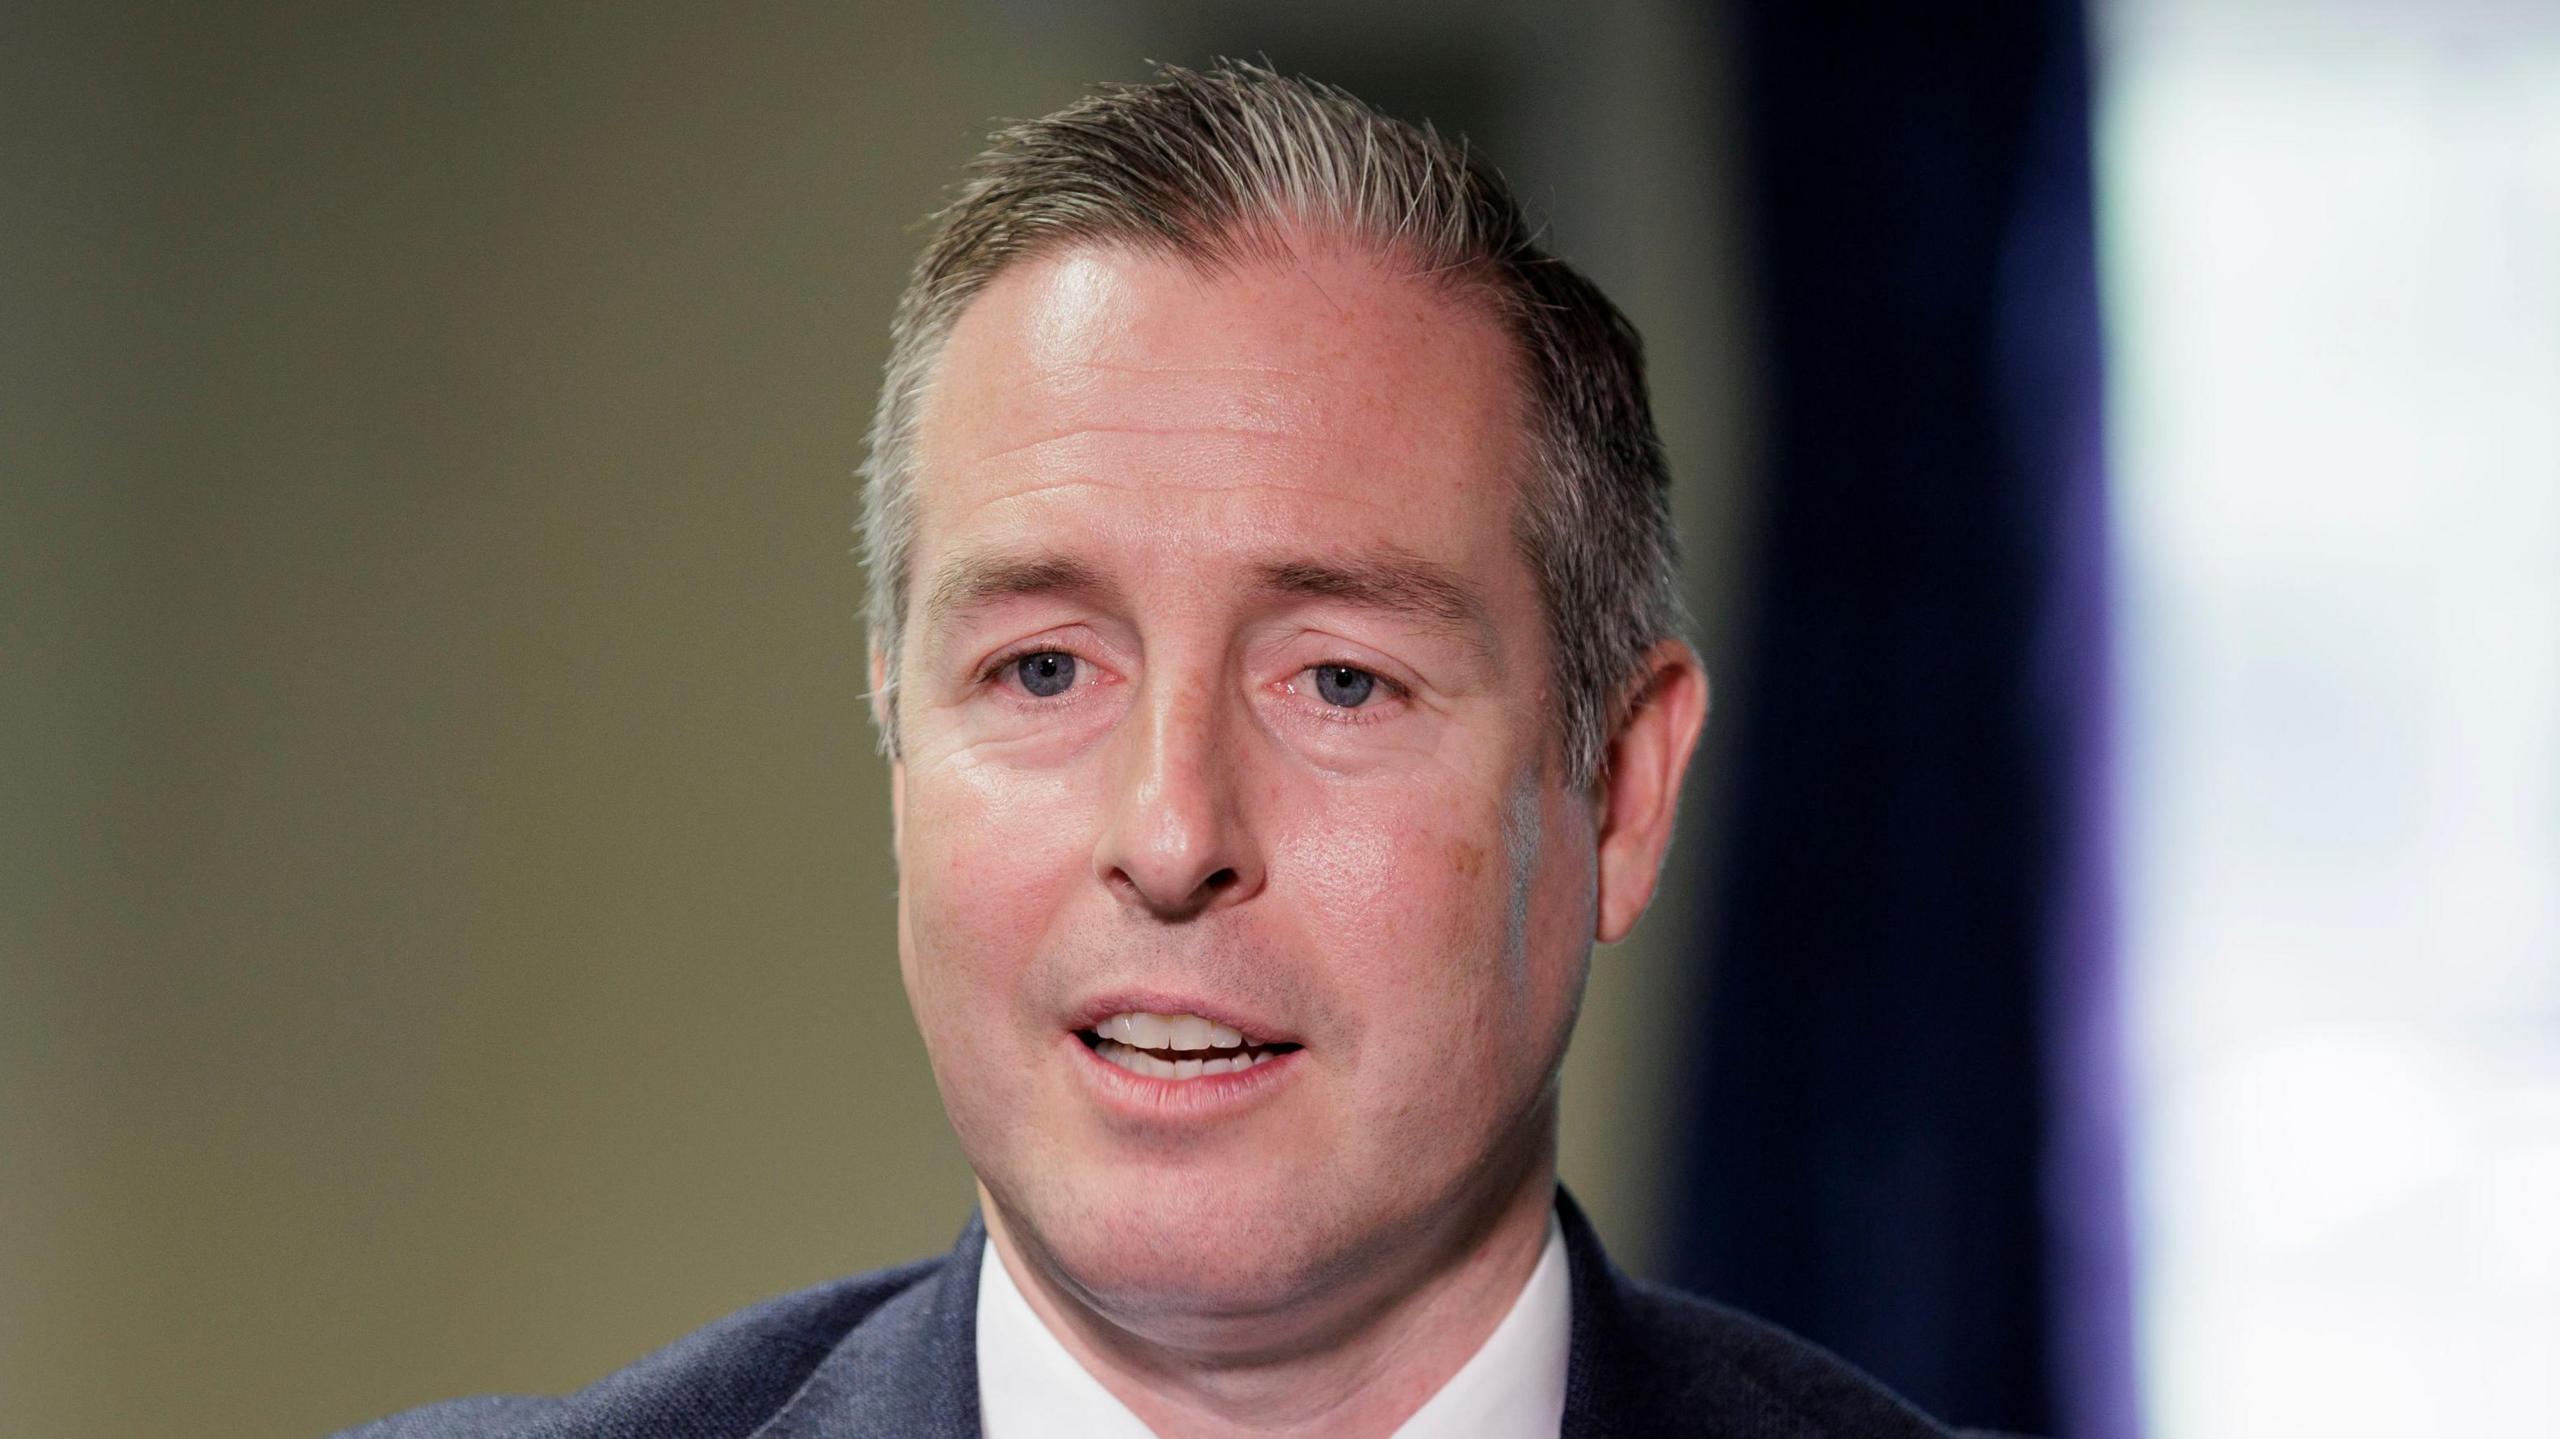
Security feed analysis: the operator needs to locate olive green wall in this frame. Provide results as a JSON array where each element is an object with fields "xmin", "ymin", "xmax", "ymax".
[{"xmin": 1, "ymin": 4, "xmax": 1752, "ymax": 1434}]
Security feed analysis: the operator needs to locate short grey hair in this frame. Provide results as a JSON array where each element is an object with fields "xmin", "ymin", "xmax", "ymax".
[{"xmin": 861, "ymin": 61, "xmax": 1682, "ymax": 785}]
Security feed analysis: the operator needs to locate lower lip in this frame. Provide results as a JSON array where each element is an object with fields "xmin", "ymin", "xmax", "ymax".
[{"xmin": 1068, "ymin": 1031, "xmax": 1305, "ymax": 1118}]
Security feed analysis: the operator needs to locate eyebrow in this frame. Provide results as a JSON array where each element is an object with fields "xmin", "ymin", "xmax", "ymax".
[
  {"xmin": 920, "ymin": 550, "xmax": 1110, "ymax": 652},
  {"xmin": 919, "ymin": 544, "xmax": 1501, "ymax": 661},
  {"xmin": 1251, "ymin": 551, "xmax": 1499, "ymax": 658}
]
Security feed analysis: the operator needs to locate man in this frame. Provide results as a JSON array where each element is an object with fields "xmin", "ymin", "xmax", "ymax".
[{"xmin": 342, "ymin": 63, "xmax": 1965, "ymax": 1438}]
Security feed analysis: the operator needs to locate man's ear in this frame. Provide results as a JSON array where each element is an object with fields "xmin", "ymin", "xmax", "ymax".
[
  {"xmin": 1593, "ymin": 638, "xmax": 1711, "ymax": 944},
  {"xmin": 869, "ymin": 637, "xmax": 904, "ymax": 852}
]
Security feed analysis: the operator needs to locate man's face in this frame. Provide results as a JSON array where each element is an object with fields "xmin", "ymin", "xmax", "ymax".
[{"xmin": 889, "ymin": 242, "xmax": 1600, "ymax": 1323}]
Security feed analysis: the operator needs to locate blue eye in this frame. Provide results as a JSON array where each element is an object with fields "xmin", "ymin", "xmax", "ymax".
[
  {"xmin": 1311, "ymin": 664, "xmax": 1376, "ymax": 708},
  {"xmin": 1015, "ymin": 651, "xmax": 1076, "ymax": 698}
]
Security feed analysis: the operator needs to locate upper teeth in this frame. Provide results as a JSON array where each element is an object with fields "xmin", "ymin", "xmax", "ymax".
[{"xmin": 1095, "ymin": 1011, "xmax": 1248, "ymax": 1051}]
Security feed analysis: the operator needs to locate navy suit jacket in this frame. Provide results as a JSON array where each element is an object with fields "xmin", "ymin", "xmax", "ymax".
[{"xmin": 336, "ymin": 1192, "xmax": 1964, "ymax": 1437}]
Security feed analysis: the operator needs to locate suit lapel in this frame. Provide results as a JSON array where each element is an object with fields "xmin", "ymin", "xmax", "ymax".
[
  {"xmin": 1559, "ymin": 1186, "xmax": 1671, "ymax": 1438},
  {"xmin": 751, "ymin": 1214, "xmax": 987, "ymax": 1439}
]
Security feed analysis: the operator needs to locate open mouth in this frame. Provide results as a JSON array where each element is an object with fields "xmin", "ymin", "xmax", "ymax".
[{"xmin": 1075, "ymin": 1011, "xmax": 1304, "ymax": 1080}]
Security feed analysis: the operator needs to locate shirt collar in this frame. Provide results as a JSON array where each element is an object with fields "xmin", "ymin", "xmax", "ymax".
[{"xmin": 975, "ymin": 1213, "xmax": 1571, "ymax": 1439}]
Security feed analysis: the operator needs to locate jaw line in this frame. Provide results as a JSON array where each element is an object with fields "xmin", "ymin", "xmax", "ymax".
[{"xmin": 973, "ymin": 1074, "xmax": 1565, "ymax": 1342}]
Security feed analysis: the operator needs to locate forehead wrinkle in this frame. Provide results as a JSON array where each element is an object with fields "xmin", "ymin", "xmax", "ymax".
[
  {"xmin": 1077, "ymin": 361, "xmax": 1338, "ymax": 379},
  {"xmin": 966, "ymin": 422, "xmax": 1309, "ymax": 468},
  {"xmin": 941, "ymin": 475, "xmax": 1401, "ymax": 523}
]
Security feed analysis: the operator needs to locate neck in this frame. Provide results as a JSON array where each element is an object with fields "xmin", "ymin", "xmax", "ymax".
[{"xmin": 980, "ymin": 1143, "xmax": 1559, "ymax": 1438}]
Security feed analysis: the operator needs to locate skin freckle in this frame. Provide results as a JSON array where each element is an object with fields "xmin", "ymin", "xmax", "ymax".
[{"xmin": 1448, "ymin": 837, "xmax": 1488, "ymax": 881}]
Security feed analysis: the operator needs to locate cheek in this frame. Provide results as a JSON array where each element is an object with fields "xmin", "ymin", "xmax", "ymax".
[
  {"xmin": 1515, "ymin": 779, "xmax": 1599, "ymax": 1019},
  {"xmin": 1281, "ymin": 784, "xmax": 1533, "ymax": 1044},
  {"xmin": 899, "ymin": 756, "xmax": 1093, "ymax": 1044},
  {"xmin": 1279, "ymin": 761, "xmax": 1596, "ymax": 1126}
]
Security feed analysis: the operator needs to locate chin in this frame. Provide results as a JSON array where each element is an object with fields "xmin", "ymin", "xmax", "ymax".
[{"xmin": 1002, "ymin": 1164, "xmax": 1387, "ymax": 1324}]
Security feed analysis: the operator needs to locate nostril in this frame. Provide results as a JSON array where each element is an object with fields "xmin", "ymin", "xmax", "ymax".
[{"xmin": 1101, "ymin": 863, "xmax": 1247, "ymax": 917}]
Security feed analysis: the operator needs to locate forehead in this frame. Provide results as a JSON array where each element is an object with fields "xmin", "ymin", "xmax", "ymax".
[{"xmin": 909, "ymin": 242, "xmax": 1531, "ymax": 588}]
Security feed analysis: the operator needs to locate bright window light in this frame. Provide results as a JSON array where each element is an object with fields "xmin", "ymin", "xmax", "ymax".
[{"xmin": 2099, "ymin": 1, "xmax": 2560, "ymax": 1434}]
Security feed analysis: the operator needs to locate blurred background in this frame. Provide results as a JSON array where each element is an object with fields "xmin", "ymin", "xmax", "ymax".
[{"xmin": 3, "ymin": 2, "xmax": 2550, "ymax": 1436}]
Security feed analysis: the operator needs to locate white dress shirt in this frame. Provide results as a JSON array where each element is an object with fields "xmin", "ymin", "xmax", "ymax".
[{"xmin": 977, "ymin": 1215, "xmax": 1572, "ymax": 1438}]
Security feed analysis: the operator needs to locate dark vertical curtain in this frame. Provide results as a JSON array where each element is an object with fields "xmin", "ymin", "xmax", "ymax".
[{"xmin": 1662, "ymin": 3, "xmax": 2135, "ymax": 1437}]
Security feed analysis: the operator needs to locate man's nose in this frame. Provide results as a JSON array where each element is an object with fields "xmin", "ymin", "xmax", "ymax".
[{"xmin": 1092, "ymin": 676, "xmax": 1266, "ymax": 920}]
